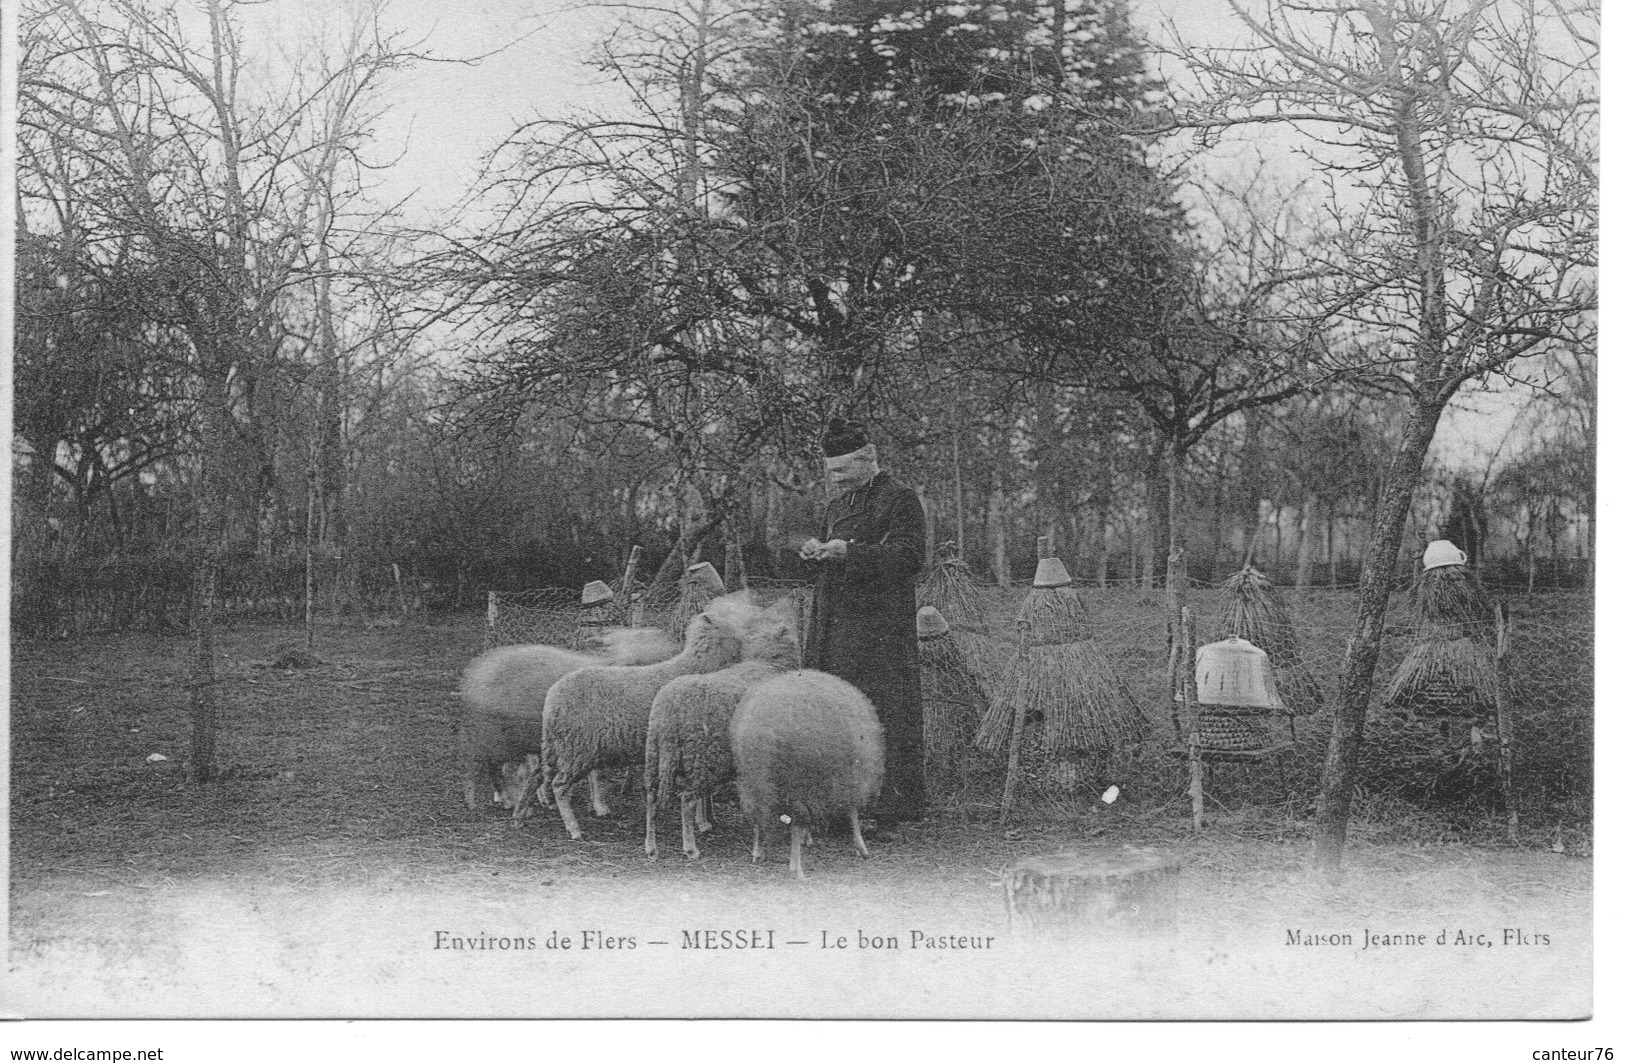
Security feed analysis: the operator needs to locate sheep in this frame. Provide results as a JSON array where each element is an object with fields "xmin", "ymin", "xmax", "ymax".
[
  {"xmin": 458, "ymin": 627, "xmax": 677, "ymax": 815},
  {"xmin": 643, "ymin": 595, "xmax": 802, "ymax": 860},
  {"xmin": 535, "ymin": 602, "xmax": 745, "ymax": 839},
  {"xmin": 730, "ymin": 668, "xmax": 886, "ymax": 878}
]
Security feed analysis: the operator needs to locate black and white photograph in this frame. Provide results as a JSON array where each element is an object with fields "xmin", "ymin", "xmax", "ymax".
[{"xmin": 0, "ymin": 0, "xmax": 1604, "ymax": 1038}]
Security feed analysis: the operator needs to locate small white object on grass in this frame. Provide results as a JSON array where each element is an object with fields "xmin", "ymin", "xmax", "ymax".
[
  {"xmin": 146, "ymin": 753, "xmax": 168, "ymax": 763},
  {"xmin": 780, "ymin": 814, "xmax": 792, "ymax": 824},
  {"xmin": 1101, "ymin": 785, "xmax": 1120, "ymax": 804}
]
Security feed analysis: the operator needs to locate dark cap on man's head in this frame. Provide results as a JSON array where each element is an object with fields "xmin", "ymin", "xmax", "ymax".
[{"xmin": 822, "ymin": 416, "xmax": 870, "ymax": 458}]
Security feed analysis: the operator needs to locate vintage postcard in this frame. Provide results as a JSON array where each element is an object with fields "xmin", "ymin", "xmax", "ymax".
[{"xmin": 3, "ymin": 0, "xmax": 1600, "ymax": 1034}]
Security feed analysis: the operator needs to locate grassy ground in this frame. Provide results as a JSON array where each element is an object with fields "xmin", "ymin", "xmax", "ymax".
[{"xmin": 7, "ymin": 599, "xmax": 1594, "ymax": 1019}]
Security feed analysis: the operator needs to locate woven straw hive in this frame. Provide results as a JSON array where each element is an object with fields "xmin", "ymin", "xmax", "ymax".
[
  {"xmin": 976, "ymin": 557, "xmax": 1147, "ymax": 757},
  {"xmin": 667, "ymin": 561, "xmax": 724, "ymax": 641},
  {"xmin": 1385, "ymin": 541, "xmax": 1498, "ymax": 720},
  {"xmin": 572, "ymin": 580, "xmax": 617, "ymax": 650},
  {"xmin": 1216, "ymin": 565, "xmax": 1322, "ymax": 715},
  {"xmin": 917, "ymin": 606, "xmax": 986, "ymax": 771}
]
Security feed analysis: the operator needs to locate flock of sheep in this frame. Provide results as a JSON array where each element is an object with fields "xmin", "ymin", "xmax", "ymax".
[{"xmin": 456, "ymin": 592, "xmax": 884, "ymax": 877}]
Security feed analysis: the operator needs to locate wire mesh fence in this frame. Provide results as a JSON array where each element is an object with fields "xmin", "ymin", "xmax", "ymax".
[
  {"xmin": 924, "ymin": 576, "xmax": 1590, "ymax": 822},
  {"xmin": 485, "ymin": 577, "xmax": 817, "ymax": 654},
  {"xmin": 475, "ymin": 569, "xmax": 1593, "ymax": 826}
]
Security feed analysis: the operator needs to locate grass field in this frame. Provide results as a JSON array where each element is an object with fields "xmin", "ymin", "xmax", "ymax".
[{"xmin": 6, "ymin": 589, "xmax": 1594, "ymax": 1018}]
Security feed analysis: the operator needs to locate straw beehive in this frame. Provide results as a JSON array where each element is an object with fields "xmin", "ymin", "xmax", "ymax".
[
  {"xmin": 1384, "ymin": 542, "xmax": 1499, "ymax": 720},
  {"xmin": 917, "ymin": 606, "xmax": 986, "ymax": 772},
  {"xmin": 1216, "ymin": 565, "xmax": 1321, "ymax": 715},
  {"xmin": 1416, "ymin": 544, "xmax": 1495, "ymax": 644},
  {"xmin": 668, "ymin": 561, "xmax": 724, "ymax": 641},
  {"xmin": 916, "ymin": 542, "xmax": 1006, "ymax": 702},
  {"xmin": 975, "ymin": 557, "xmax": 1146, "ymax": 756},
  {"xmin": 1383, "ymin": 636, "xmax": 1498, "ymax": 719},
  {"xmin": 572, "ymin": 581, "xmax": 617, "ymax": 650},
  {"xmin": 1186, "ymin": 712, "xmax": 1271, "ymax": 753}
]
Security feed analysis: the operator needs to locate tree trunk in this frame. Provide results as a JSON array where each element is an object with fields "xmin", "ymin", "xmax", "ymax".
[
  {"xmin": 1207, "ymin": 453, "xmax": 1227, "ymax": 582},
  {"xmin": 922, "ymin": 494, "xmax": 937, "ymax": 560},
  {"xmin": 1312, "ymin": 399, "xmax": 1448, "ymax": 876},
  {"xmin": 1295, "ymin": 493, "xmax": 1319, "ymax": 589},
  {"xmin": 189, "ymin": 369, "xmax": 232, "ymax": 785},
  {"xmin": 1003, "ymin": 849, "xmax": 1181, "ymax": 938},
  {"xmin": 1236, "ymin": 412, "xmax": 1265, "ymax": 566},
  {"xmin": 952, "ymin": 432, "xmax": 967, "ymax": 556},
  {"xmin": 304, "ymin": 442, "xmax": 318, "ymax": 653},
  {"xmin": 989, "ymin": 472, "xmax": 1010, "ymax": 587},
  {"xmin": 1145, "ymin": 442, "xmax": 1170, "ymax": 588},
  {"xmin": 1163, "ymin": 444, "xmax": 1189, "ymax": 710},
  {"xmin": 1093, "ymin": 432, "xmax": 1113, "ymax": 585}
]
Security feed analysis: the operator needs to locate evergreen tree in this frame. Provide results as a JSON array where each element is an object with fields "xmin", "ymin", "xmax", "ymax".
[{"xmin": 712, "ymin": 0, "xmax": 1180, "ymax": 409}]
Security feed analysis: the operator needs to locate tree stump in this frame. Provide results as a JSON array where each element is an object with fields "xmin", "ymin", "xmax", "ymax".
[{"xmin": 1002, "ymin": 849, "xmax": 1180, "ymax": 939}]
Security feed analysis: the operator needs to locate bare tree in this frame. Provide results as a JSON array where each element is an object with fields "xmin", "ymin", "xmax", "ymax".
[
  {"xmin": 1169, "ymin": 0, "xmax": 1597, "ymax": 873},
  {"xmin": 20, "ymin": 0, "xmax": 418, "ymax": 780}
]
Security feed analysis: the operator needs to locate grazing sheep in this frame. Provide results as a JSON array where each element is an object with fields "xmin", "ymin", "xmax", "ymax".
[
  {"xmin": 730, "ymin": 669, "xmax": 886, "ymax": 878},
  {"xmin": 458, "ymin": 628, "xmax": 677, "ymax": 814},
  {"xmin": 535, "ymin": 604, "xmax": 745, "ymax": 838},
  {"xmin": 644, "ymin": 596, "xmax": 802, "ymax": 860}
]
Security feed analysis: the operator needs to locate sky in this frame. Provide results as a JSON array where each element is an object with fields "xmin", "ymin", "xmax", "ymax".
[
  {"xmin": 235, "ymin": 0, "xmax": 1586, "ymax": 470},
  {"xmin": 253, "ymin": 0, "xmax": 1264, "ymax": 222},
  {"xmin": 246, "ymin": 0, "xmax": 624, "ymax": 224}
]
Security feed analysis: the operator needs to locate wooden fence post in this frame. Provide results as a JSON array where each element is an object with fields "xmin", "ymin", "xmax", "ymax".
[
  {"xmin": 1182, "ymin": 606, "xmax": 1204, "ymax": 831},
  {"xmin": 1494, "ymin": 603, "xmax": 1518, "ymax": 841},
  {"xmin": 619, "ymin": 545, "xmax": 643, "ymax": 624}
]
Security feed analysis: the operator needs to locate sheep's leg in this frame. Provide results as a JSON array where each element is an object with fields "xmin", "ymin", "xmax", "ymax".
[
  {"xmin": 750, "ymin": 824, "xmax": 764, "ymax": 864},
  {"xmin": 680, "ymin": 794, "xmax": 700, "ymax": 859},
  {"xmin": 589, "ymin": 770, "xmax": 611, "ymax": 818},
  {"xmin": 531, "ymin": 751, "xmax": 555, "ymax": 810},
  {"xmin": 521, "ymin": 753, "xmax": 543, "ymax": 803},
  {"xmin": 553, "ymin": 770, "xmax": 584, "ymax": 840},
  {"xmin": 849, "ymin": 809, "xmax": 869, "ymax": 859},
  {"xmin": 695, "ymin": 795, "xmax": 714, "ymax": 834},
  {"xmin": 511, "ymin": 761, "xmax": 546, "ymax": 824},
  {"xmin": 515, "ymin": 744, "xmax": 556, "ymax": 821},
  {"xmin": 643, "ymin": 787, "xmax": 659, "ymax": 859}
]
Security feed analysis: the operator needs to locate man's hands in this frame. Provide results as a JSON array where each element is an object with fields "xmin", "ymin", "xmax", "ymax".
[{"xmin": 799, "ymin": 538, "xmax": 849, "ymax": 562}]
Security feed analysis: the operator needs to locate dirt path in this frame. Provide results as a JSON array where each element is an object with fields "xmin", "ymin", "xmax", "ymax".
[{"xmin": 6, "ymin": 617, "xmax": 1592, "ymax": 1018}]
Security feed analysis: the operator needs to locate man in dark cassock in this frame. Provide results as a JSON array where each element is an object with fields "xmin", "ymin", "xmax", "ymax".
[{"xmin": 800, "ymin": 417, "xmax": 928, "ymax": 835}]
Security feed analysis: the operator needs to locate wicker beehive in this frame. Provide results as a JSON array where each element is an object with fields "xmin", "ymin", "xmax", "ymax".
[
  {"xmin": 1194, "ymin": 637, "xmax": 1285, "ymax": 716},
  {"xmin": 1384, "ymin": 543, "xmax": 1499, "ymax": 719},
  {"xmin": 1216, "ymin": 565, "xmax": 1321, "ymax": 715},
  {"xmin": 1189, "ymin": 712, "xmax": 1271, "ymax": 753},
  {"xmin": 573, "ymin": 581, "xmax": 616, "ymax": 650},
  {"xmin": 668, "ymin": 561, "xmax": 724, "ymax": 640},
  {"xmin": 918, "ymin": 607, "xmax": 985, "ymax": 770},
  {"xmin": 976, "ymin": 557, "xmax": 1144, "ymax": 755},
  {"xmin": 917, "ymin": 543, "xmax": 1005, "ymax": 703},
  {"xmin": 685, "ymin": 561, "xmax": 725, "ymax": 596},
  {"xmin": 1384, "ymin": 636, "xmax": 1497, "ymax": 720}
]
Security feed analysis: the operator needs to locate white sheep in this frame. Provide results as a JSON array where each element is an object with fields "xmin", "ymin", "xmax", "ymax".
[
  {"xmin": 730, "ymin": 668, "xmax": 886, "ymax": 878},
  {"xmin": 536, "ymin": 603, "xmax": 744, "ymax": 838},
  {"xmin": 643, "ymin": 595, "xmax": 802, "ymax": 860},
  {"xmin": 458, "ymin": 627, "xmax": 677, "ymax": 814}
]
